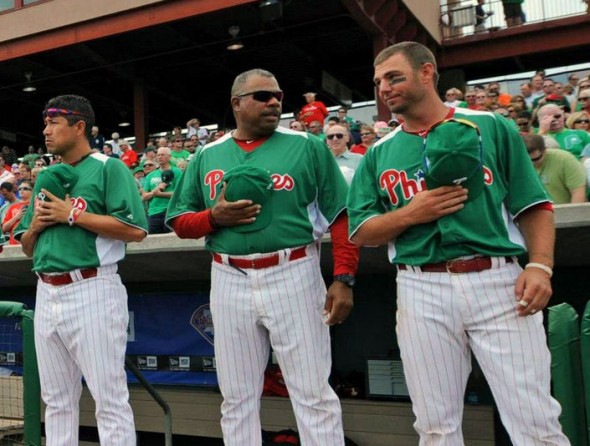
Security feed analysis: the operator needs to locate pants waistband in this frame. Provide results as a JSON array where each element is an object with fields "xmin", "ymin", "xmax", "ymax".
[
  {"xmin": 397, "ymin": 256, "xmax": 514, "ymax": 274},
  {"xmin": 37, "ymin": 265, "xmax": 116, "ymax": 286},
  {"xmin": 212, "ymin": 246, "xmax": 309, "ymax": 270}
]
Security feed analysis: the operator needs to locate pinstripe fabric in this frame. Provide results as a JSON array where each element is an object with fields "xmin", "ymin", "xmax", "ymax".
[
  {"xmin": 210, "ymin": 247, "xmax": 344, "ymax": 446},
  {"xmin": 35, "ymin": 267, "xmax": 136, "ymax": 446},
  {"xmin": 396, "ymin": 260, "xmax": 570, "ymax": 446}
]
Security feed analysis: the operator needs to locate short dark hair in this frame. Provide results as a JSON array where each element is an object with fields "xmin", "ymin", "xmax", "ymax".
[
  {"xmin": 522, "ymin": 133, "xmax": 545, "ymax": 151},
  {"xmin": 374, "ymin": 41, "xmax": 439, "ymax": 85},
  {"xmin": 0, "ymin": 182, "xmax": 13, "ymax": 192},
  {"xmin": 328, "ymin": 116, "xmax": 339, "ymax": 123},
  {"xmin": 43, "ymin": 95, "xmax": 95, "ymax": 139},
  {"xmin": 517, "ymin": 110, "xmax": 532, "ymax": 120}
]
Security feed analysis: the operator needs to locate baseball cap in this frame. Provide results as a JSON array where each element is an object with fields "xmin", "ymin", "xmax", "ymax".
[
  {"xmin": 303, "ymin": 92, "xmax": 316, "ymax": 96},
  {"xmin": 132, "ymin": 166, "xmax": 144, "ymax": 175},
  {"xmin": 222, "ymin": 165, "xmax": 274, "ymax": 233},
  {"xmin": 422, "ymin": 118, "xmax": 484, "ymax": 202},
  {"xmin": 34, "ymin": 163, "xmax": 78, "ymax": 201}
]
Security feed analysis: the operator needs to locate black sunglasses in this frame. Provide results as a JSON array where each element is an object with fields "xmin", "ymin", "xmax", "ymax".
[
  {"xmin": 326, "ymin": 133, "xmax": 345, "ymax": 140},
  {"xmin": 574, "ymin": 119, "xmax": 590, "ymax": 124},
  {"xmin": 19, "ymin": 187, "xmax": 32, "ymax": 191},
  {"xmin": 236, "ymin": 90, "xmax": 284, "ymax": 102},
  {"xmin": 578, "ymin": 97, "xmax": 590, "ymax": 101}
]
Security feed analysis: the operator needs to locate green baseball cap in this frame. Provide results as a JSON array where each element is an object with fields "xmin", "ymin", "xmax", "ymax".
[
  {"xmin": 132, "ymin": 166, "xmax": 144, "ymax": 175},
  {"xmin": 34, "ymin": 164, "xmax": 78, "ymax": 201},
  {"xmin": 222, "ymin": 164, "xmax": 274, "ymax": 233},
  {"xmin": 422, "ymin": 118, "xmax": 484, "ymax": 202}
]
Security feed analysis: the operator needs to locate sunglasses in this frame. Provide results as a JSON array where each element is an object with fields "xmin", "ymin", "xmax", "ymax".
[
  {"xmin": 19, "ymin": 187, "xmax": 32, "ymax": 191},
  {"xmin": 517, "ymin": 121, "xmax": 530, "ymax": 127},
  {"xmin": 236, "ymin": 90, "xmax": 284, "ymax": 102},
  {"xmin": 574, "ymin": 119, "xmax": 590, "ymax": 124},
  {"xmin": 144, "ymin": 163, "xmax": 155, "ymax": 167},
  {"xmin": 326, "ymin": 133, "xmax": 345, "ymax": 140},
  {"xmin": 360, "ymin": 132, "xmax": 373, "ymax": 136},
  {"xmin": 578, "ymin": 97, "xmax": 590, "ymax": 101}
]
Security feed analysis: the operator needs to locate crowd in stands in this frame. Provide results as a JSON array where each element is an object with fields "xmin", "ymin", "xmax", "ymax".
[{"xmin": 2, "ymin": 70, "xmax": 590, "ymax": 244}]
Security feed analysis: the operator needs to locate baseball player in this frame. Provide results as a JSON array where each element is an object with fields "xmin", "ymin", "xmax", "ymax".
[
  {"xmin": 16, "ymin": 95, "xmax": 148, "ymax": 446},
  {"xmin": 347, "ymin": 42, "xmax": 570, "ymax": 445},
  {"xmin": 166, "ymin": 68, "xmax": 359, "ymax": 446}
]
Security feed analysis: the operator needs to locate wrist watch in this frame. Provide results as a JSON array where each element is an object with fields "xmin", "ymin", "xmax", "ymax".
[{"xmin": 334, "ymin": 274, "xmax": 355, "ymax": 288}]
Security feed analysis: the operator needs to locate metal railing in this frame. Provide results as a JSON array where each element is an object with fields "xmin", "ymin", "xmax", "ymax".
[{"xmin": 440, "ymin": 0, "xmax": 589, "ymax": 39}]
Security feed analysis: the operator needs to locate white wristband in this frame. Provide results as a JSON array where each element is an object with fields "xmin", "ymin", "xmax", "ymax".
[{"xmin": 525, "ymin": 262, "xmax": 553, "ymax": 278}]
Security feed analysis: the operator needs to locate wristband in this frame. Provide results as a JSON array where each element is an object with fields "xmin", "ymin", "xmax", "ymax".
[
  {"xmin": 68, "ymin": 208, "xmax": 83, "ymax": 227},
  {"xmin": 525, "ymin": 262, "xmax": 553, "ymax": 278}
]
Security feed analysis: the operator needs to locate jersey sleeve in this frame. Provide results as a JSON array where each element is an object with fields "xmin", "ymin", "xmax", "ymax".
[
  {"xmin": 497, "ymin": 116, "xmax": 551, "ymax": 216},
  {"xmin": 347, "ymin": 147, "xmax": 387, "ymax": 238},
  {"xmin": 104, "ymin": 158, "xmax": 148, "ymax": 231},
  {"xmin": 311, "ymin": 137, "xmax": 349, "ymax": 224},
  {"xmin": 165, "ymin": 150, "xmax": 206, "ymax": 224},
  {"xmin": 562, "ymin": 151, "xmax": 587, "ymax": 190}
]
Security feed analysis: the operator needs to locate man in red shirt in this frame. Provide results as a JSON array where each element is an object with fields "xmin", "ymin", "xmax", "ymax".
[
  {"xmin": 120, "ymin": 139, "xmax": 138, "ymax": 168},
  {"xmin": 300, "ymin": 92, "xmax": 329, "ymax": 127}
]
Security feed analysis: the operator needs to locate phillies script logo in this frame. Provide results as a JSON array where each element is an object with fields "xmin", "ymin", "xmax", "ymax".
[
  {"xmin": 35, "ymin": 195, "xmax": 88, "ymax": 211},
  {"xmin": 379, "ymin": 167, "xmax": 493, "ymax": 205},
  {"xmin": 204, "ymin": 169, "xmax": 294, "ymax": 199}
]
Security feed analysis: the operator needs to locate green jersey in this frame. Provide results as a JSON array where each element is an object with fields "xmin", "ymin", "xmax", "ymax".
[
  {"xmin": 347, "ymin": 109, "xmax": 550, "ymax": 265},
  {"xmin": 166, "ymin": 128, "xmax": 348, "ymax": 255},
  {"xmin": 144, "ymin": 166, "xmax": 183, "ymax": 216},
  {"xmin": 15, "ymin": 153, "xmax": 148, "ymax": 273},
  {"xmin": 546, "ymin": 128, "xmax": 590, "ymax": 159}
]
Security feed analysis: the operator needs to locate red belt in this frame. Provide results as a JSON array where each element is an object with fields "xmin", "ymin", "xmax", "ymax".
[
  {"xmin": 212, "ymin": 246, "xmax": 308, "ymax": 270},
  {"xmin": 398, "ymin": 256, "xmax": 513, "ymax": 274},
  {"xmin": 38, "ymin": 268, "xmax": 98, "ymax": 286}
]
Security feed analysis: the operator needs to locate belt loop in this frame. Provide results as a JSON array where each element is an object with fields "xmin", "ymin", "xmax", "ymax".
[
  {"xmin": 491, "ymin": 257, "xmax": 501, "ymax": 269},
  {"xmin": 218, "ymin": 253, "xmax": 230, "ymax": 266},
  {"xmin": 70, "ymin": 269, "xmax": 83, "ymax": 282},
  {"xmin": 279, "ymin": 248, "xmax": 291, "ymax": 264}
]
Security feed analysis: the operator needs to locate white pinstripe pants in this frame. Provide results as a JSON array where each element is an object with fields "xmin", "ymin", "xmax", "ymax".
[
  {"xmin": 396, "ymin": 259, "xmax": 570, "ymax": 446},
  {"xmin": 34, "ymin": 266, "xmax": 136, "ymax": 446},
  {"xmin": 210, "ymin": 247, "xmax": 344, "ymax": 446}
]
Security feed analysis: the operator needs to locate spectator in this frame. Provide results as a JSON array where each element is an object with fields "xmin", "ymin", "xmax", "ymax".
[
  {"xmin": 520, "ymin": 82, "xmax": 535, "ymax": 109},
  {"xmin": 475, "ymin": 91, "xmax": 488, "ymax": 110},
  {"xmin": 566, "ymin": 111, "xmax": 590, "ymax": 132},
  {"xmin": 0, "ymin": 182, "xmax": 18, "ymax": 227},
  {"xmin": 567, "ymin": 73, "xmax": 580, "ymax": 92},
  {"xmin": 307, "ymin": 120, "xmax": 325, "ymax": 142},
  {"xmin": 142, "ymin": 147, "xmax": 182, "ymax": 234},
  {"xmin": 2, "ymin": 180, "xmax": 32, "ymax": 245},
  {"xmin": 443, "ymin": 88, "xmax": 465, "ymax": 107},
  {"xmin": 475, "ymin": 0, "xmax": 494, "ymax": 32},
  {"xmin": 374, "ymin": 121, "xmax": 391, "ymax": 139},
  {"xmin": 139, "ymin": 147, "xmax": 157, "ymax": 167},
  {"xmin": 110, "ymin": 132, "xmax": 122, "ymax": 155},
  {"xmin": 501, "ymin": 0, "xmax": 524, "ymax": 26},
  {"xmin": 336, "ymin": 106, "xmax": 360, "ymax": 142},
  {"xmin": 326, "ymin": 124, "xmax": 362, "ymax": 184},
  {"xmin": 464, "ymin": 89, "xmax": 482, "ymax": 110},
  {"xmin": 132, "ymin": 166, "xmax": 146, "ymax": 189},
  {"xmin": 289, "ymin": 120, "xmax": 306, "ymax": 132},
  {"xmin": 388, "ymin": 117, "xmax": 401, "ymax": 129},
  {"xmin": 33, "ymin": 158, "xmax": 46, "ymax": 169},
  {"xmin": 537, "ymin": 104, "xmax": 590, "ymax": 158},
  {"xmin": 1, "ymin": 146, "xmax": 17, "ymax": 167},
  {"xmin": 157, "ymin": 136, "xmax": 169, "ymax": 148},
  {"xmin": 186, "ymin": 118, "xmax": 209, "ymax": 147},
  {"xmin": 523, "ymin": 133, "xmax": 586, "ymax": 204},
  {"xmin": 516, "ymin": 110, "xmax": 534, "ymax": 134},
  {"xmin": 487, "ymin": 82, "xmax": 512, "ymax": 106},
  {"xmin": 0, "ymin": 156, "xmax": 13, "ymax": 183},
  {"xmin": 175, "ymin": 159, "xmax": 188, "ymax": 172},
  {"xmin": 351, "ymin": 124, "xmax": 376, "ymax": 155},
  {"xmin": 183, "ymin": 138, "xmax": 196, "ymax": 154},
  {"xmin": 142, "ymin": 160, "xmax": 157, "ymax": 177},
  {"xmin": 509, "ymin": 94, "xmax": 527, "ymax": 113},
  {"xmin": 170, "ymin": 136, "xmax": 190, "ymax": 165},
  {"xmin": 89, "ymin": 125, "xmax": 105, "ymax": 151},
  {"xmin": 300, "ymin": 92, "xmax": 329, "ymax": 128},
  {"xmin": 533, "ymin": 78, "xmax": 570, "ymax": 111},
  {"xmin": 102, "ymin": 143, "xmax": 119, "ymax": 159},
  {"xmin": 172, "ymin": 126, "xmax": 183, "ymax": 140},
  {"xmin": 18, "ymin": 163, "xmax": 32, "ymax": 183},
  {"xmin": 530, "ymin": 74, "xmax": 545, "ymax": 100},
  {"xmin": 30, "ymin": 166, "xmax": 44, "ymax": 183},
  {"xmin": 21, "ymin": 145, "xmax": 40, "ymax": 167},
  {"xmin": 562, "ymin": 84, "xmax": 576, "ymax": 107},
  {"xmin": 577, "ymin": 88, "xmax": 590, "ymax": 114},
  {"xmin": 119, "ymin": 139, "xmax": 138, "ymax": 168}
]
